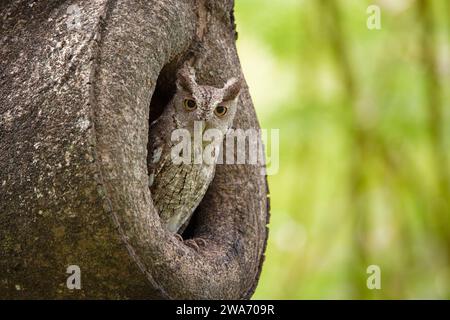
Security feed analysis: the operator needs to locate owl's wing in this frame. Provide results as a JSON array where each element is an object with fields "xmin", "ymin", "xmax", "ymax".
[{"xmin": 147, "ymin": 113, "xmax": 176, "ymax": 186}]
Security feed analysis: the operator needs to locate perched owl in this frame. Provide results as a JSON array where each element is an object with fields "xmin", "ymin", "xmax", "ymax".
[{"xmin": 148, "ymin": 65, "xmax": 242, "ymax": 237}]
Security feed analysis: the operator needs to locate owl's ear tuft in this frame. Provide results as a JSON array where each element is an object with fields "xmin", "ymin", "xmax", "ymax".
[
  {"xmin": 222, "ymin": 77, "xmax": 242, "ymax": 102},
  {"xmin": 176, "ymin": 65, "xmax": 197, "ymax": 94}
]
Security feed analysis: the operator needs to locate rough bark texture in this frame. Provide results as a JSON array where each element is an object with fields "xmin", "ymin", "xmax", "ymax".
[{"xmin": 0, "ymin": 0, "xmax": 269, "ymax": 299}]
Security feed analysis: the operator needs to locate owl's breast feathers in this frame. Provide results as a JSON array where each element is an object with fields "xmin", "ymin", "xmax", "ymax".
[
  {"xmin": 150, "ymin": 152, "xmax": 216, "ymax": 233},
  {"xmin": 147, "ymin": 113, "xmax": 217, "ymax": 233}
]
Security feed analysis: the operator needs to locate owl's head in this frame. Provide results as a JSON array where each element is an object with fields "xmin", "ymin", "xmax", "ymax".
[{"xmin": 173, "ymin": 66, "xmax": 242, "ymax": 134}]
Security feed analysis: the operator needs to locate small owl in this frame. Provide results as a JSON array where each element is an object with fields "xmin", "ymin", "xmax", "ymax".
[{"xmin": 148, "ymin": 65, "xmax": 241, "ymax": 236}]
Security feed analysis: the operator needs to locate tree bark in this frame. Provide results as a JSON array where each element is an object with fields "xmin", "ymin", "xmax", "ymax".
[{"xmin": 0, "ymin": 0, "xmax": 269, "ymax": 299}]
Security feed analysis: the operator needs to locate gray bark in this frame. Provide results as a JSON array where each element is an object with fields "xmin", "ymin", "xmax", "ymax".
[{"xmin": 0, "ymin": 0, "xmax": 269, "ymax": 299}]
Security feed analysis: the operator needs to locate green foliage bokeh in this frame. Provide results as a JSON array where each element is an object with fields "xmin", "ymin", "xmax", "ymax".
[{"xmin": 236, "ymin": 0, "xmax": 450, "ymax": 299}]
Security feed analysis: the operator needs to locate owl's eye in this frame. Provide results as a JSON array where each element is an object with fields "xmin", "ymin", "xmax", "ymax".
[
  {"xmin": 214, "ymin": 105, "xmax": 228, "ymax": 117},
  {"xmin": 183, "ymin": 99, "xmax": 197, "ymax": 111}
]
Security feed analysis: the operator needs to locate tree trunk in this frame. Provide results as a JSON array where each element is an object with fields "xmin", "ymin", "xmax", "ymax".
[{"xmin": 0, "ymin": 0, "xmax": 269, "ymax": 299}]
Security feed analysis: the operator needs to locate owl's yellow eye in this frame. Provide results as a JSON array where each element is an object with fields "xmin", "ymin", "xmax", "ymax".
[
  {"xmin": 183, "ymin": 99, "xmax": 197, "ymax": 111},
  {"xmin": 214, "ymin": 105, "xmax": 228, "ymax": 117}
]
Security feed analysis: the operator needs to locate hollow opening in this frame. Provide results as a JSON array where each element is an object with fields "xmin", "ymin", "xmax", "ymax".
[
  {"xmin": 147, "ymin": 60, "xmax": 204, "ymax": 239},
  {"xmin": 148, "ymin": 63, "xmax": 178, "ymax": 123}
]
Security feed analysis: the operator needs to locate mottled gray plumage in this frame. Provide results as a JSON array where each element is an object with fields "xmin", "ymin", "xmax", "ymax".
[{"xmin": 148, "ymin": 66, "xmax": 241, "ymax": 234}]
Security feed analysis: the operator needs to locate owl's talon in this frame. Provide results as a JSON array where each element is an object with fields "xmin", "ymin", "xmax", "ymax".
[
  {"xmin": 195, "ymin": 238, "xmax": 206, "ymax": 247},
  {"xmin": 184, "ymin": 239, "xmax": 199, "ymax": 251},
  {"xmin": 184, "ymin": 238, "xmax": 206, "ymax": 251},
  {"xmin": 174, "ymin": 233, "xmax": 183, "ymax": 242}
]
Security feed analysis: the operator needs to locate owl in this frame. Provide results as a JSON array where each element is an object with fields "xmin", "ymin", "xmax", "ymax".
[{"xmin": 148, "ymin": 65, "xmax": 241, "ymax": 241}]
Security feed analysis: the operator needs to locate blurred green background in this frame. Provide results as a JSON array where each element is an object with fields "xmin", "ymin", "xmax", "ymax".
[{"xmin": 235, "ymin": 0, "xmax": 450, "ymax": 299}]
